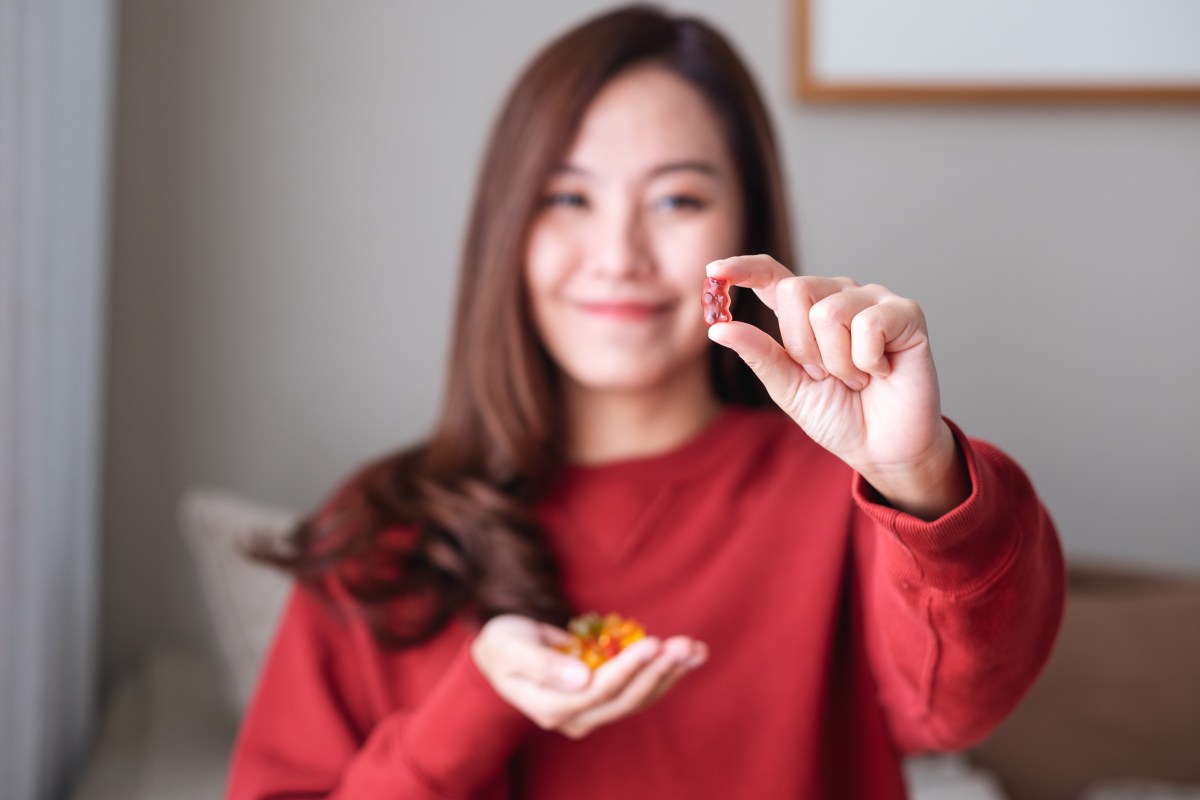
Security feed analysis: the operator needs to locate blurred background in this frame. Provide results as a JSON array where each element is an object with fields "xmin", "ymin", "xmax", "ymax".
[{"xmin": 3, "ymin": 1, "xmax": 1198, "ymax": 799}]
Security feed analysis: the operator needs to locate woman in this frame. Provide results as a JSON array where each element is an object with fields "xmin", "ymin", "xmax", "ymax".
[{"xmin": 228, "ymin": 6, "xmax": 1064, "ymax": 798}]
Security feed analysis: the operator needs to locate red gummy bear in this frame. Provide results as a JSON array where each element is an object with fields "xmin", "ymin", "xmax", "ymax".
[{"xmin": 702, "ymin": 277, "xmax": 731, "ymax": 325}]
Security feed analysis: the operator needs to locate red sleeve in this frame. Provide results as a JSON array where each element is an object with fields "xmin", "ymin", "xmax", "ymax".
[
  {"xmin": 225, "ymin": 579, "xmax": 532, "ymax": 799},
  {"xmin": 850, "ymin": 418, "xmax": 1066, "ymax": 754}
]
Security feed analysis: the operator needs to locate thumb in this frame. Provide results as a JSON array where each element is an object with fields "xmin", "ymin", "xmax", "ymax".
[
  {"xmin": 708, "ymin": 321, "xmax": 805, "ymax": 405},
  {"xmin": 513, "ymin": 641, "xmax": 592, "ymax": 693},
  {"xmin": 538, "ymin": 652, "xmax": 593, "ymax": 693},
  {"xmin": 476, "ymin": 616, "xmax": 592, "ymax": 692}
]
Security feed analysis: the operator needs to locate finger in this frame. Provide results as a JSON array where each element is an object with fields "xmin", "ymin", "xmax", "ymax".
[
  {"xmin": 562, "ymin": 655, "xmax": 678, "ymax": 737},
  {"xmin": 517, "ymin": 636, "xmax": 662, "ymax": 730},
  {"xmin": 850, "ymin": 307, "xmax": 890, "ymax": 379},
  {"xmin": 775, "ymin": 276, "xmax": 853, "ymax": 381},
  {"xmin": 562, "ymin": 638, "xmax": 706, "ymax": 738},
  {"xmin": 808, "ymin": 288, "xmax": 884, "ymax": 390},
  {"xmin": 503, "ymin": 635, "xmax": 593, "ymax": 693},
  {"xmin": 706, "ymin": 254, "xmax": 794, "ymax": 311},
  {"xmin": 708, "ymin": 320, "xmax": 806, "ymax": 410},
  {"xmin": 578, "ymin": 637, "xmax": 663, "ymax": 705},
  {"xmin": 634, "ymin": 638, "xmax": 708, "ymax": 709},
  {"xmin": 850, "ymin": 296, "xmax": 928, "ymax": 379},
  {"xmin": 534, "ymin": 637, "xmax": 661, "ymax": 728}
]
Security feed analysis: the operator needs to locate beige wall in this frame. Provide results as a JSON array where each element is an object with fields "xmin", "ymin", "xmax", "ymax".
[{"xmin": 105, "ymin": 0, "xmax": 1200, "ymax": 687}]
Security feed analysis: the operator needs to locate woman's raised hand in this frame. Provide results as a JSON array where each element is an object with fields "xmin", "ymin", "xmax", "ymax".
[
  {"xmin": 706, "ymin": 255, "xmax": 968, "ymax": 520},
  {"xmin": 471, "ymin": 614, "xmax": 707, "ymax": 739}
]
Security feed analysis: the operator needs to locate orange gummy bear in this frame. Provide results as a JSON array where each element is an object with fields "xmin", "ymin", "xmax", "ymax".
[{"xmin": 557, "ymin": 612, "xmax": 647, "ymax": 669}]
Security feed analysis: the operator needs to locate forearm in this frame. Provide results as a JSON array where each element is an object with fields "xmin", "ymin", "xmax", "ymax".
[
  {"xmin": 333, "ymin": 642, "xmax": 530, "ymax": 798},
  {"xmin": 853, "ymin": 425, "xmax": 1066, "ymax": 752},
  {"xmin": 228, "ymin": 584, "xmax": 531, "ymax": 799}
]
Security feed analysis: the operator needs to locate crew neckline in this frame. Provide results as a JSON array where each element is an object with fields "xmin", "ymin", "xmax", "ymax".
[{"xmin": 557, "ymin": 404, "xmax": 762, "ymax": 487}]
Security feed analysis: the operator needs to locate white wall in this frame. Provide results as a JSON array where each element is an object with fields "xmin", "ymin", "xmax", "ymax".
[{"xmin": 104, "ymin": 0, "xmax": 1200, "ymax": 688}]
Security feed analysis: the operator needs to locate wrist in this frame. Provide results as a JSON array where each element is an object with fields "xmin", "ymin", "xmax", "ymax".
[{"xmin": 859, "ymin": 422, "xmax": 970, "ymax": 521}]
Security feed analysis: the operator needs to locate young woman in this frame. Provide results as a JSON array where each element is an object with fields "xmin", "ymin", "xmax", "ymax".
[{"xmin": 228, "ymin": 7, "xmax": 1064, "ymax": 798}]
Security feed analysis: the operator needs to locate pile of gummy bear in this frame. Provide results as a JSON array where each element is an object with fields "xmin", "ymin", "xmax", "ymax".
[{"xmin": 557, "ymin": 612, "xmax": 646, "ymax": 669}]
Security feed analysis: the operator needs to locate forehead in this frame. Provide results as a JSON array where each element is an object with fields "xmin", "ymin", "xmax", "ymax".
[{"xmin": 563, "ymin": 65, "xmax": 733, "ymax": 175}]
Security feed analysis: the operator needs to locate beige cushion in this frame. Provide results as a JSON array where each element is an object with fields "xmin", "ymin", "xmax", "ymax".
[
  {"xmin": 179, "ymin": 489, "xmax": 297, "ymax": 714},
  {"xmin": 970, "ymin": 564, "xmax": 1200, "ymax": 800}
]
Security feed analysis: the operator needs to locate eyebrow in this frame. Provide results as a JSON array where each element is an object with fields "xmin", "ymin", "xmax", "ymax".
[{"xmin": 552, "ymin": 160, "xmax": 720, "ymax": 179}]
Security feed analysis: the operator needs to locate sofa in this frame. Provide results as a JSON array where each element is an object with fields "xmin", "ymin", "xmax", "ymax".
[{"xmin": 68, "ymin": 490, "xmax": 1200, "ymax": 799}]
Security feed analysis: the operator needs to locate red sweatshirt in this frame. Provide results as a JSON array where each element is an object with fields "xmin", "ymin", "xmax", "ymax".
[{"xmin": 227, "ymin": 407, "xmax": 1064, "ymax": 799}]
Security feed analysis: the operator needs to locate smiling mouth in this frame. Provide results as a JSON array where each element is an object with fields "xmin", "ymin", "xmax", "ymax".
[{"xmin": 576, "ymin": 301, "xmax": 674, "ymax": 320}]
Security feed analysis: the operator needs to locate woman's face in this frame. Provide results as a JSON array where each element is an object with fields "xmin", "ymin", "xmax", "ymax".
[{"xmin": 524, "ymin": 65, "xmax": 744, "ymax": 394}]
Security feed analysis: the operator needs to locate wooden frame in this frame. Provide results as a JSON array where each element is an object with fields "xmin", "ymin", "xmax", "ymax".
[{"xmin": 794, "ymin": 0, "xmax": 1200, "ymax": 104}]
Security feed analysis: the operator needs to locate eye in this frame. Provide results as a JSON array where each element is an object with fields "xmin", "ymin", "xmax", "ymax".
[
  {"xmin": 542, "ymin": 192, "xmax": 588, "ymax": 209},
  {"xmin": 654, "ymin": 194, "xmax": 706, "ymax": 212}
]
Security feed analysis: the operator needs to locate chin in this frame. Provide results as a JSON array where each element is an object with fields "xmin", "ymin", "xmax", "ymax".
[
  {"xmin": 571, "ymin": 371, "xmax": 668, "ymax": 393},
  {"xmin": 566, "ymin": 356, "xmax": 701, "ymax": 395},
  {"xmin": 551, "ymin": 339, "xmax": 710, "ymax": 395}
]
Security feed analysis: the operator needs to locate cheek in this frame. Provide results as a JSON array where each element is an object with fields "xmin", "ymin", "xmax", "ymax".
[
  {"xmin": 712, "ymin": 203, "xmax": 745, "ymax": 255},
  {"xmin": 524, "ymin": 218, "xmax": 580, "ymax": 304},
  {"xmin": 523, "ymin": 220, "xmax": 582, "ymax": 361},
  {"xmin": 657, "ymin": 214, "xmax": 743, "ymax": 288}
]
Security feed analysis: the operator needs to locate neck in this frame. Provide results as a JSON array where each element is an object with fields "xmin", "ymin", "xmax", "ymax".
[{"xmin": 562, "ymin": 364, "xmax": 723, "ymax": 465}]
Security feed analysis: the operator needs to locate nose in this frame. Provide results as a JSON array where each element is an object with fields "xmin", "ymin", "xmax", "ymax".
[{"xmin": 589, "ymin": 203, "xmax": 653, "ymax": 280}]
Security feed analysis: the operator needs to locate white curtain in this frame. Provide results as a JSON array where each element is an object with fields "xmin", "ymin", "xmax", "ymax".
[{"xmin": 0, "ymin": 1, "xmax": 115, "ymax": 798}]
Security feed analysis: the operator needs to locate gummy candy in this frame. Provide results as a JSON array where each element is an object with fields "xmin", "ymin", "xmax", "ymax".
[
  {"xmin": 702, "ymin": 277, "xmax": 731, "ymax": 325},
  {"xmin": 557, "ymin": 612, "xmax": 646, "ymax": 670}
]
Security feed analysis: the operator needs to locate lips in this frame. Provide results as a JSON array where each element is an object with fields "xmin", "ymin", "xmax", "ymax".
[{"xmin": 575, "ymin": 300, "xmax": 675, "ymax": 320}]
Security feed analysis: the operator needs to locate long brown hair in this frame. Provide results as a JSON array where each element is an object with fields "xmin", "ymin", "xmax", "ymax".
[{"xmin": 251, "ymin": 4, "xmax": 796, "ymax": 647}]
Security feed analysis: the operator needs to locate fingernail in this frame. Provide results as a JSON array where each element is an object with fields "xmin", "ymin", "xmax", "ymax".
[
  {"xmin": 845, "ymin": 377, "xmax": 867, "ymax": 392},
  {"xmin": 705, "ymin": 259, "xmax": 724, "ymax": 275},
  {"xmin": 802, "ymin": 364, "xmax": 826, "ymax": 381},
  {"xmin": 561, "ymin": 662, "xmax": 590, "ymax": 691}
]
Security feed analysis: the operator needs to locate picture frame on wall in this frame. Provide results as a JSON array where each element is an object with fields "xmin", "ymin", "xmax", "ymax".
[{"xmin": 794, "ymin": 0, "xmax": 1200, "ymax": 103}]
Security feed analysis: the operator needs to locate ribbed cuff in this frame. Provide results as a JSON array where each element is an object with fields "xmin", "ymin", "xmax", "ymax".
[
  {"xmin": 852, "ymin": 418, "xmax": 1018, "ymax": 593},
  {"xmin": 400, "ymin": 637, "xmax": 534, "ymax": 796}
]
